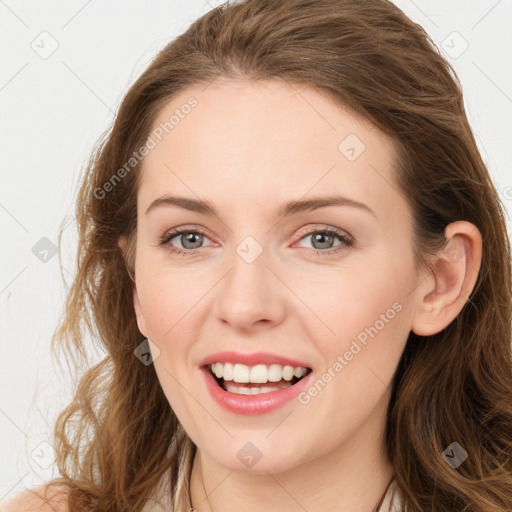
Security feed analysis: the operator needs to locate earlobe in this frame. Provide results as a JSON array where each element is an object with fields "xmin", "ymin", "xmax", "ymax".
[{"xmin": 411, "ymin": 221, "xmax": 482, "ymax": 336}]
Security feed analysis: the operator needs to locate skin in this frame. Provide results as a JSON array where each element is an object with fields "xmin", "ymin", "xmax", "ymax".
[{"xmin": 118, "ymin": 79, "xmax": 482, "ymax": 512}]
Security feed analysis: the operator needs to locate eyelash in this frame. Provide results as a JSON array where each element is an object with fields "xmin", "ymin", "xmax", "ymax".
[{"xmin": 159, "ymin": 226, "xmax": 354, "ymax": 257}]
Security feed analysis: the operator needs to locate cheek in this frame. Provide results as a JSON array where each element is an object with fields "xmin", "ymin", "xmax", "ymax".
[
  {"xmin": 303, "ymin": 266, "xmax": 398, "ymax": 328},
  {"xmin": 136, "ymin": 265, "xmax": 205, "ymax": 339},
  {"xmin": 137, "ymin": 271, "xmax": 198, "ymax": 405},
  {"xmin": 301, "ymin": 255, "xmax": 412, "ymax": 362},
  {"xmin": 302, "ymin": 270, "xmax": 409, "ymax": 422}
]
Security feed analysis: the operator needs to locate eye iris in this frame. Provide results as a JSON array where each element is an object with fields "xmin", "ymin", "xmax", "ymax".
[
  {"xmin": 181, "ymin": 232, "xmax": 203, "ymax": 249},
  {"xmin": 312, "ymin": 232, "xmax": 334, "ymax": 250}
]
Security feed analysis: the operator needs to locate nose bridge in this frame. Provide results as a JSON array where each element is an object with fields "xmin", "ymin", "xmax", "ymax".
[{"xmin": 214, "ymin": 233, "xmax": 285, "ymax": 327}]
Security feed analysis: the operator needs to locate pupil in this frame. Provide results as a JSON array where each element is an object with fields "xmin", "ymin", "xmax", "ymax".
[
  {"xmin": 313, "ymin": 233, "xmax": 333, "ymax": 250},
  {"xmin": 183, "ymin": 233, "xmax": 202, "ymax": 249}
]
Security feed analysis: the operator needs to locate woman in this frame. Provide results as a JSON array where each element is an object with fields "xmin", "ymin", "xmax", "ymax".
[{"xmin": 4, "ymin": 0, "xmax": 511, "ymax": 510}]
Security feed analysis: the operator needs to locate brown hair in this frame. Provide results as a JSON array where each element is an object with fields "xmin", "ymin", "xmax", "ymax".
[{"xmin": 35, "ymin": 0, "xmax": 512, "ymax": 510}]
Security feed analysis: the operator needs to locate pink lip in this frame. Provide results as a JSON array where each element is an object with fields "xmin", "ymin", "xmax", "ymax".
[
  {"xmin": 198, "ymin": 351, "xmax": 311, "ymax": 369},
  {"xmin": 200, "ymin": 366, "xmax": 314, "ymax": 416}
]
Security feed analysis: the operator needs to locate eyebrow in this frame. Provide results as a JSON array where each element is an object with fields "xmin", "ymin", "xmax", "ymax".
[{"xmin": 145, "ymin": 194, "xmax": 376, "ymax": 218}]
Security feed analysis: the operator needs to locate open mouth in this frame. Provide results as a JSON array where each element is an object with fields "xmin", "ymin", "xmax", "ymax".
[{"xmin": 205, "ymin": 363, "xmax": 312, "ymax": 395}]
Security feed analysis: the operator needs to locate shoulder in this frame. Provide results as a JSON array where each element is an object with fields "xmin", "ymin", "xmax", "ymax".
[{"xmin": 0, "ymin": 484, "xmax": 69, "ymax": 512}]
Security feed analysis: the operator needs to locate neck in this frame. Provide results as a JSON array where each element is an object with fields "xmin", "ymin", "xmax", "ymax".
[{"xmin": 189, "ymin": 395, "xmax": 394, "ymax": 512}]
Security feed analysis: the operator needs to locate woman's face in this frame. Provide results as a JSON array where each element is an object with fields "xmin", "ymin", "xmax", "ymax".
[{"xmin": 130, "ymin": 78, "xmax": 424, "ymax": 473}]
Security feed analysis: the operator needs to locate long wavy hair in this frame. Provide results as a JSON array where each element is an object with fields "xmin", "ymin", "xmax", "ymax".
[{"xmin": 33, "ymin": 0, "xmax": 512, "ymax": 510}]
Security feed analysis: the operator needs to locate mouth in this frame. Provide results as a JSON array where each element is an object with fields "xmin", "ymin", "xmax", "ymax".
[{"xmin": 203, "ymin": 362, "xmax": 313, "ymax": 395}]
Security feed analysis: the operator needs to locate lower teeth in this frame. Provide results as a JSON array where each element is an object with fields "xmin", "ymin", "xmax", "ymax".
[
  {"xmin": 207, "ymin": 368, "xmax": 309, "ymax": 395},
  {"xmin": 221, "ymin": 379, "xmax": 295, "ymax": 395}
]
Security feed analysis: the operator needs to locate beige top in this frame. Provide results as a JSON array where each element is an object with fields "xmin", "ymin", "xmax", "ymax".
[{"xmin": 379, "ymin": 479, "xmax": 404, "ymax": 512}]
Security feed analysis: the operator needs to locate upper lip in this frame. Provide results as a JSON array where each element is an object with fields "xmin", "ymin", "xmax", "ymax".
[{"xmin": 199, "ymin": 351, "xmax": 312, "ymax": 369}]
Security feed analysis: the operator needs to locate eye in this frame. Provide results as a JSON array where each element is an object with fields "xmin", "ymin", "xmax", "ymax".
[
  {"xmin": 159, "ymin": 227, "xmax": 214, "ymax": 255},
  {"xmin": 294, "ymin": 226, "xmax": 354, "ymax": 255},
  {"xmin": 159, "ymin": 225, "xmax": 354, "ymax": 256}
]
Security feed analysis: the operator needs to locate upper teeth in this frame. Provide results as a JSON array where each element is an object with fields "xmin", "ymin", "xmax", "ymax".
[{"xmin": 210, "ymin": 362, "xmax": 308, "ymax": 383}]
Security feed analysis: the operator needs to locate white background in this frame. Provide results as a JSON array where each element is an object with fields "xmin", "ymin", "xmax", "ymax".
[{"xmin": 1, "ymin": 0, "xmax": 511, "ymax": 499}]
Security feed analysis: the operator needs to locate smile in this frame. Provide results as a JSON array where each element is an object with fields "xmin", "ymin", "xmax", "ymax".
[{"xmin": 208, "ymin": 362, "xmax": 311, "ymax": 395}]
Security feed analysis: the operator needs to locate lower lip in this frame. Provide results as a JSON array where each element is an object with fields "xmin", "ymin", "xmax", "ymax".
[{"xmin": 200, "ymin": 367, "xmax": 314, "ymax": 416}]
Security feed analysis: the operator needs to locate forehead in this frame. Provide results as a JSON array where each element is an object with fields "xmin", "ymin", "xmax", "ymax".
[{"xmin": 137, "ymin": 79, "xmax": 404, "ymax": 223}]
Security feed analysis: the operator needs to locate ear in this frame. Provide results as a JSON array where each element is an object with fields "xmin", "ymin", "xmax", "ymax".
[
  {"xmin": 118, "ymin": 235, "xmax": 148, "ymax": 336},
  {"xmin": 411, "ymin": 221, "xmax": 482, "ymax": 336}
]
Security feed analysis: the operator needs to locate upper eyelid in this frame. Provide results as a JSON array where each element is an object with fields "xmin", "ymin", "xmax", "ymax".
[
  {"xmin": 295, "ymin": 224, "xmax": 352, "ymax": 239},
  {"xmin": 162, "ymin": 224, "xmax": 349, "ymax": 237}
]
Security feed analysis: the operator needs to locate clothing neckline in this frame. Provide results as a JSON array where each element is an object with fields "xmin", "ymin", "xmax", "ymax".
[{"xmin": 377, "ymin": 477, "xmax": 403, "ymax": 512}]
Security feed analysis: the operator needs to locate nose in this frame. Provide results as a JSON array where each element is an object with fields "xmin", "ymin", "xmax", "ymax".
[{"xmin": 213, "ymin": 239, "xmax": 287, "ymax": 331}]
